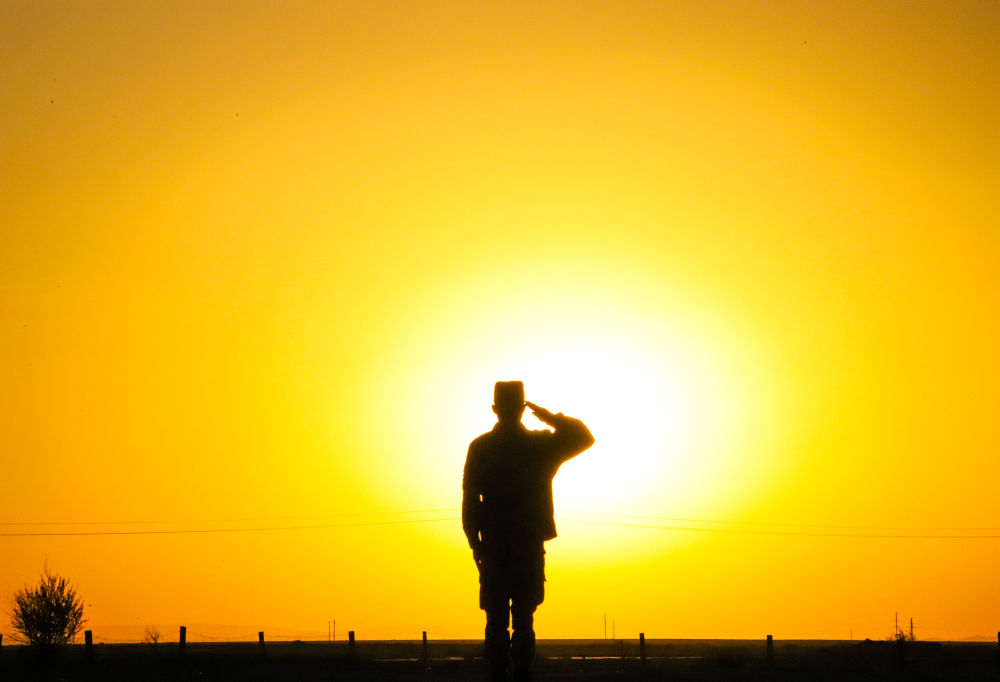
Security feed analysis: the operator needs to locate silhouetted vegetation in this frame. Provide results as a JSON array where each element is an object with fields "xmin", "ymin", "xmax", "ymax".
[
  {"xmin": 888, "ymin": 615, "xmax": 917, "ymax": 642},
  {"xmin": 10, "ymin": 567, "xmax": 85, "ymax": 648}
]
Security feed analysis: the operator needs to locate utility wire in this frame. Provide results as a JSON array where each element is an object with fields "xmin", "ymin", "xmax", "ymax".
[
  {"xmin": 0, "ymin": 507, "xmax": 461, "ymax": 527},
  {"xmin": 8, "ymin": 507, "xmax": 1000, "ymax": 533},
  {"xmin": 0, "ymin": 516, "xmax": 461, "ymax": 537},
  {"xmin": 560, "ymin": 518, "xmax": 1000, "ymax": 539},
  {"xmin": 568, "ymin": 511, "xmax": 1000, "ymax": 532},
  {"xmin": 5, "ymin": 505, "xmax": 1000, "ymax": 539},
  {"xmin": 5, "ymin": 514, "xmax": 1000, "ymax": 539}
]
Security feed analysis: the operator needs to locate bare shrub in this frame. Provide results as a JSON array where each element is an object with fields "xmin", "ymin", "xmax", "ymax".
[{"xmin": 10, "ymin": 567, "xmax": 85, "ymax": 648}]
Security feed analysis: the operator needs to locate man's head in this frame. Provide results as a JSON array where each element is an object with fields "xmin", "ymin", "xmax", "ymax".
[{"xmin": 492, "ymin": 380, "xmax": 525, "ymax": 424}]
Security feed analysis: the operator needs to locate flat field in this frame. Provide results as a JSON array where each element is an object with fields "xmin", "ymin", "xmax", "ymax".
[{"xmin": 1, "ymin": 638, "xmax": 998, "ymax": 681}]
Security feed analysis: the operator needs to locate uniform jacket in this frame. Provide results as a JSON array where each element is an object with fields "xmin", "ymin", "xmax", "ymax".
[{"xmin": 463, "ymin": 414, "xmax": 594, "ymax": 549}]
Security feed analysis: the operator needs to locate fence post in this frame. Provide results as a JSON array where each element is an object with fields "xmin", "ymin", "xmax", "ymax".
[
  {"xmin": 422, "ymin": 631, "xmax": 429, "ymax": 668},
  {"xmin": 639, "ymin": 632, "xmax": 646, "ymax": 665},
  {"xmin": 766, "ymin": 634, "xmax": 773, "ymax": 666},
  {"xmin": 258, "ymin": 631, "xmax": 265, "ymax": 656},
  {"xmin": 85, "ymin": 630, "xmax": 93, "ymax": 660},
  {"xmin": 179, "ymin": 625, "xmax": 186, "ymax": 654},
  {"xmin": 0, "ymin": 632, "xmax": 3, "ymax": 649},
  {"xmin": 348, "ymin": 630, "xmax": 356, "ymax": 658}
]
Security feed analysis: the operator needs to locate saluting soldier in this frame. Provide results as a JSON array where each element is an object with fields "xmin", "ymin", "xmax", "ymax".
[{"xmin": 463, "ymin": 381, "xmax": 595, "ymax": 682}]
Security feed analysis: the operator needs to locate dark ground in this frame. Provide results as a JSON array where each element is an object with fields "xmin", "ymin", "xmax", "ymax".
[{"xmin": 2, "ymin": 638, "xmax": 998, "ymax": 681}]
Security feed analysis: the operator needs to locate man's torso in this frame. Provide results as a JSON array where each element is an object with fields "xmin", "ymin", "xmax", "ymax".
[{"xmin": 466, "ymin": 425, "xmax": 563, "ymax": 545}]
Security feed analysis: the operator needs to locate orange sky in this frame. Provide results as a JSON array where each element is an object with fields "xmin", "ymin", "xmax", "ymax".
[{"xmin": 2, "ymin": 1, "xmax": 999, "ymax": 642}]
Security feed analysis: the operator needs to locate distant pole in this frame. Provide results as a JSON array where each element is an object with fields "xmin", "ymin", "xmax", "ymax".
[
  {"xmin": 766, "ymin": 634, "xmax": 774, "ymax": 666},
  {"xmin": 639, "ymin": 632, "xmax": 646, "ymax": 665},
  {"xmin": 422, "ymin": 631, "xmax": 429, "ymax": 668},
  {"xmin": 258, "ymin": 631, "xmax": 265, "ymax": 656},
  {"xmin": 348, "ymin": 630, "xmax": 356, "ymax": 658},
  {"xmin": 179, "ymin": 625, "xmax": 186, "ymax": 653},
  {"xmin": 604, "ymin": 613, "xmax": 607, "ymax": 640},
  {"xmin": 909, "ymin": 618, "xmax": 914, "ymax": 641},
  {"xmin": 328, "ymin": 621, "xmax": 331, "ymax": 642},
  {"xmin": 85, "ymin": 630, "xmax": 94, "ymax": 661},
  {"xmin": 333, "ymin": 620, "xmax": 336, "ymax": 642}
]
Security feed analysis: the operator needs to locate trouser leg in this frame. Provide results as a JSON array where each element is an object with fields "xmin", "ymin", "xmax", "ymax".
[
  {"xmin": 484, "ymin": 597, "xmax": 510, "ymax": 680},
  {"xmin": 510, "ymin": 597, "xmax": 536, "ymax": 679}
]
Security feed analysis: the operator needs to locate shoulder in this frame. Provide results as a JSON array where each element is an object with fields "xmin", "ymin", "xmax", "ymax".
[{"xmin": 467, "ymin": 431, "xmax": 495, "ymax": 454}]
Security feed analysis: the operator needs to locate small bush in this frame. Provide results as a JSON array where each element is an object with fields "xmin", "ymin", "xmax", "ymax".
[
  {"xmin": 10, "ymin": 567, "xmax": 85, "ymax": 648},
  {"xmin": 144, "ymin": 626, "xmax": 161, "ymax": 645}
]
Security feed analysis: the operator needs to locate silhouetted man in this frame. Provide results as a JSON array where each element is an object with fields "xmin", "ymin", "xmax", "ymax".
[{"xmin": 463, "ymin": 381, "xmax": 594, "ymax": 682}]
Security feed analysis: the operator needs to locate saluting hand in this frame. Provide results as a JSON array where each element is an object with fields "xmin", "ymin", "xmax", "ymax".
[{"xmin": 524, "ymin": 401, "xmax": 558, "ymax": 425}]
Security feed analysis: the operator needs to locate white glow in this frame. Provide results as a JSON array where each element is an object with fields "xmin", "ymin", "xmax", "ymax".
[{"xmin": 361, "ymin": 282, "xmax": 762, "ymax": 548}]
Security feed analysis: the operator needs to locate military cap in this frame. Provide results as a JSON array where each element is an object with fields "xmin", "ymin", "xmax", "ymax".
[{"xmin": 494, "ymin": 380, "xmax": 525, "ymax": 407}]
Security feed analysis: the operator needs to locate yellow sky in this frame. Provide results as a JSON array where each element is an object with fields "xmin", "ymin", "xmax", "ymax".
[{"xmin": 2, "ymin": 1, "xmax": 999, "ymax": 641}]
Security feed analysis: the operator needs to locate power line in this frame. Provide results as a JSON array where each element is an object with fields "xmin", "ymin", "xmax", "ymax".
[
  {"xmin": 0, "ymin": 507, "xmax": 461, "ymax": 527},
  {"xmin": 0, "ymin": 516, "xmax": 460, "ymax": 537},
  {"xmin": 567, "ymin": 511, "xmax": 1000, "ymax": 532},
  {"xmin": 560, "ymin": 518, "xmax": 1000, "ymax": 539},
  {"xmin": 5, "ymin": 513, "xmax": 1000, "ymax": 539},
  {"xmin": 8, "ymin": 506, "xmax": 1000, "ymax": 533},
  {"xmin": 4, "ymin": 501, "xmax": 1000, "ymax": 540}
]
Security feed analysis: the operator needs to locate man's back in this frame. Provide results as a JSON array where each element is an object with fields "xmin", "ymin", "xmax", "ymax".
[
  {"xmin": 465, "ymin": 424, "xmax": 565, "ymax": 546},
  {"xmin": 463, "ymin": 411, "xmax": 594, "ymax": 550}
]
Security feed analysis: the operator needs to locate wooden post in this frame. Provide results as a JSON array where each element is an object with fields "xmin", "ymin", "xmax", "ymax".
[
  {"xmin": 348, "ymin": 630, "xmax": 356, "ymax": 658},
  {"xmin": 258, "ymin": 631, "xmax": 265, "ymax": 656},
  {"xmin": 0, "ymin": 632, "xmax": 3, "ymax": 649},
  {"xmin": 85, "ymin": 630, "xmax": 93, "ymax": 660},
  {"xmin": 639, "ymin": 632, "xmax": 646, "ymax": 665},
  {"xmin": 422, "ymin": 631, "xmax": 429, "ymax": 668},
  {"xmin": 179, "ymin": 625, "xmax": 186, "ymax": 653},
  {"xmin": 766, "ymin": 634, "xmax": 773, "ymax": 666}
]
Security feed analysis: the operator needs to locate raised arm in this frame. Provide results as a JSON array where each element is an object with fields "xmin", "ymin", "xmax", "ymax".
[{"xmin": 525, "ymin": 401, "xmax": 595, "ymax": 462}]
